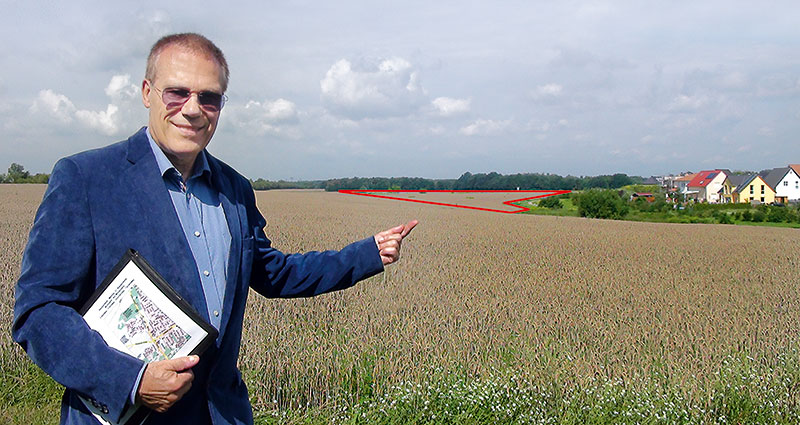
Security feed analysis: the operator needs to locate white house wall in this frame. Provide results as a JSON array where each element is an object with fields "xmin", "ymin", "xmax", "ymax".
[
  {"xmin": 706, "ymin": 173, "xmax": 727, "ymax": 203},
  {"xmin": 775, "ymin": 169, "xmax": 800, "ymax": 201}
]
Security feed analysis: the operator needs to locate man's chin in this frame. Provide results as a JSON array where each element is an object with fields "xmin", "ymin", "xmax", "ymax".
[{"xmin": 167, "ymin": 133, "xmax": 211, "ymax": 148}]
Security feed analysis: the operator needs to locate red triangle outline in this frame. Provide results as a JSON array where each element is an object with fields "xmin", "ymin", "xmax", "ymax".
[{"xmin": 339, "ymin": 189, "xmax": 571, "ymax": 214}]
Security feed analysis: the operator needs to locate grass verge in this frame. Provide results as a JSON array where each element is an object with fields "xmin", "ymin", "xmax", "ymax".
[{"xmin": 254, "ymin": 352, "xmax": 800, "ymax": 424}]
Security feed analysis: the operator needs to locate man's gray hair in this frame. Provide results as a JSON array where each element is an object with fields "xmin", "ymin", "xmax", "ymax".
[{"xmin": 145, "ymin": 33, "xmax": 230, "ymax": 92}]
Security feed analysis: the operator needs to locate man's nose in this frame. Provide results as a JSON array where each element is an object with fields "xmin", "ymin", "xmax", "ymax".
[{"xmin": 181, "ymin": 93, "xmax": 203, "ymax": 117}]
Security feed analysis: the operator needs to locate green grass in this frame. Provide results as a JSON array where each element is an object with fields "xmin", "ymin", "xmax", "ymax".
[
  {"xmin": 517, "ymin": 197, "xmax": 800, "ymax": 228},
  {"xmin": 729, "ymin": 219, "xmax": 800, "ymax": 228},
  {"xmin": 251, "ymin": 352, "xmax": 800, "ymax": 424},
  {"xmin": 10, "ymin": 347, "xmax": 800, "ymax": 424},
  {"xmin": 0, "ymin": 359, "xmax": 63, "ymax": 425},
  {"xmin": 515, "ymin": 199, "xmax": 579, "ymax": 217}
]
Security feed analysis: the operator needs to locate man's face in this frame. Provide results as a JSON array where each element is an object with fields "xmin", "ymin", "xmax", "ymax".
[{"xmin": 142, "ymin": 45, "xmax": 224, "ymax": 168}]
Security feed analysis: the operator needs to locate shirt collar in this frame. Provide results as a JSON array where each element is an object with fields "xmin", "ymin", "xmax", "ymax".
[{"xmin": 146, "ymin": 127, "xmax": 211, "ymax": 182}]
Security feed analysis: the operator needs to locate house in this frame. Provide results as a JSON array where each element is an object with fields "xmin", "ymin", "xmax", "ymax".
[
  {"xmin": 719, "ymin": 174, "xmax": 749, "ymax": 203},
  {"xmin": 687, "ymin": 170, "xmax": 729, "ymax": 203},
  {"xmin": 761, "ymin": 167, "xmax": 800, "ymax": 203},
  {"xmin": 630, "ymin": 192, "xmax": 655, "ymax": 202},
  {"xmin": 732, "ymin": 174, "xmax": 776, "ymax": 204},
  {"xmin": 641, "ymin": 176, "xmax": 660, "ymax": 185},
  {"xmin": 670, "ymin": 173, "xmax": 697, "ymax": 199}
]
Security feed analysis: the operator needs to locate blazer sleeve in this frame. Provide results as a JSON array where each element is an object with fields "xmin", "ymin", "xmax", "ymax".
[
  {"xmin": 12, "ymin": 158, "xmax": 144, "ymax": 422},
  {"xmin": 242, "ymin": 186, "xmax": 385, "ymax": 298}
]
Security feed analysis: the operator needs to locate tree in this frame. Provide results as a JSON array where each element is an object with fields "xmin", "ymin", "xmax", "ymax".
[
  {"xmin": 717, "ymin": 212, "xmax": 734, "ymax": 224},
  {"xmin": 27, "ymin": 173, "xmax": 49, "ymax": 184},
  {"xmin": 575, "ymin": 189, "xmax": 629, "ymax": 219},
  {"xmin": 766, "ymin": 205, "xmax": 790, "ymax": 223},
  {"xmin": 7, "ymin": 163, "xmax": 30, "ymax": 182},
  {"xmin": 538, "ymin": 196, "xmax": 563, "ymax": 209}
]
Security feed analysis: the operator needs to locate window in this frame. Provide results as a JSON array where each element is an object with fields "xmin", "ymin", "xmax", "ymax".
[
  {"xmin": 750, "ymin": 185, "xmax": 754, "ymax": 194},
  {"xmin": 785, "ymin": 181, "xmax": 789, "ymax": 186},
  {"xmin": 761, "ymin": 197, "xmax": 765, "ymax": 202},
  {"xmin": 761, "ymin": 185, "xmax": 765, "ymax": 194}
]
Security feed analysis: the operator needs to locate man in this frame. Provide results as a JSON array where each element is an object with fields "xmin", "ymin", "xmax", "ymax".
[{"xmin": 13, "ymin": 33, "xmax": 417, "ymax": 424}]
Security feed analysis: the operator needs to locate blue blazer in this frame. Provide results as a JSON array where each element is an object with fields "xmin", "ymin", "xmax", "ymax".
[{"xmin": 12, "ymin": 128, "xmax": 384, "ymax": 424}]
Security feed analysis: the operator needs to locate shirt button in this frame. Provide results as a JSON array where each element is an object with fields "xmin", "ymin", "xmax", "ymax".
[
  {"xmin": 213, "ymin": 310, "xmax": 220, "ymax": 317},
  {"xmin": 194, "ymin": 231, "xmax": 201, "ymax": 237},
  {"xmin": 203, "ymin": 270, "xmax": 210, "ymax": 276}
]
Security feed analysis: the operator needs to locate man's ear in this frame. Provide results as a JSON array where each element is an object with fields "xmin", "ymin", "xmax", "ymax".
[{"xmin": 142, "ymin": 80, "xmax": 152, "ymax": 108}]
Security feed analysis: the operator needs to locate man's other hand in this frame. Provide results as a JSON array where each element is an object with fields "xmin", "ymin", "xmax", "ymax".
[
  {"xmin": 374, "ymin": 220, "xmax": 418, "ymax": 266},
  {"xmin": 137, "ymin": 355, "xmax": 199, "ymax": 413}
]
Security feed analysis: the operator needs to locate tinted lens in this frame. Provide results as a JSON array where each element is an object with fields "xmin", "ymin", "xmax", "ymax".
[
  {"xmin": 161, "ymin": 88, "xmax": 225, "ymax": 111},
  {"xmin": 198, "ymin": 92, "xmax": 225, "ymax": 111},
  {"xmin": 162, "ymin": 89, "xmax": 191, "ymax": 108}
]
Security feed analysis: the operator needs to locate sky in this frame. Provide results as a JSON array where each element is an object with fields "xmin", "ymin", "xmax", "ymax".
[{"xmin": 2, "ymin": 1, "xmax": 799, "ymax": 180}]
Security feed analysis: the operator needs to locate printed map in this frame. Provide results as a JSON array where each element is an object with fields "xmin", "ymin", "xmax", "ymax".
[{"xmin": 116, "ymin": 284, "xmax": 192, "ymax": 362}]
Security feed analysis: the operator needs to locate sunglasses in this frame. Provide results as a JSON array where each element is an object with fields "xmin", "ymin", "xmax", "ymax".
[{"xmin": 151, "ymin": 84, "xmax": 227, "ymax": 112}]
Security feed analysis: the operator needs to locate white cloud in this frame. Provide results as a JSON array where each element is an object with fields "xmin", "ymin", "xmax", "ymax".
[
  {"xmin": 230, "ymin": 98, "xmax": 300, "ymax": 137},
  {"xmin": 460, "ymin": 119, "xmax": 511, "ymax": 136},
  {"xmin": 535, "ymin": 83, "xmax": 563, "ymax": 97},
  {"xmin": 245, "ymin": 98, "xmax": 298, "ymax": 122},
  {"xmin": 75, "ymin": 104, "xmax": 119, "ymax": 135},
  {"xmin": 31, "ymin": 89, "xmax": 76, "ymax": 123},
  {"xmin": 320, "ymin": 57, "xmax": 426, "ymax": 119},
  {"xmin": 667, "ymin": 94, "xmax": 708, "ymax": 111},
  {"xmin": 524, "ymin": 120, "xmax": 551, "ymax": 132},
  {"xmin": 29, "ymin": 74, "xmax": 135, "ymax": 135},
  {"xmin": 431, "ymin": 97, "xmax": 470, "ymax": 116},
  {"xmin": 105, "ymin": 74, "xmax": 138, "ymax": 100}
]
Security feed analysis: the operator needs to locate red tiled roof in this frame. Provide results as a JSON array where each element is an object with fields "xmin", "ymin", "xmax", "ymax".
[
  {"xmin": 675, "ymin": 173, "xmax": 696, "ymax": 182},
  {"xmin": 790, "ymin": 164, "xmax": 800, "ymax": 177},
  {"xmin": 688, "ymin": 170, "xmax": 724, "ymax": 188}
]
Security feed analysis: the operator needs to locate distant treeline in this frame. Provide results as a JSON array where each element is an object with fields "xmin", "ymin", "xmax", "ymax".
[
  {"xmin": 2, "ymin": 163, "xmax": 640, "ymax": 191},
  {"xmin": 250, "ymin": 179, "xmax": 325, "ymax": 190},
  {"xmin": 0, "ymin": 163, "xmax": 49, "ymax": 184},
  {"xmin": 252, "ymin": 172, "xmax": 640, "ymax": 191}
]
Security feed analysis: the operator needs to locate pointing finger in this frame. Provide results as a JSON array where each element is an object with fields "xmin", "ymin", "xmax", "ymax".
[{"xmin": 400, "ymin": 220, "xmax": 418, "ymax": 238}]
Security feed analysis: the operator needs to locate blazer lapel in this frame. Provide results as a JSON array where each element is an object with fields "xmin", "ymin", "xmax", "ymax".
[
  {"xmin": 119, "ymin": 129, "xmax": 209, "ymax": 321},
  {"xmin": 208, "ymin": 157, "xmax": 242, "ymax": 341}
]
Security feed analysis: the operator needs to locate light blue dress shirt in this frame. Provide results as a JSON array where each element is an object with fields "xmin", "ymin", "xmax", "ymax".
[
  {"xmin": 145, "ymin": 129, "xmax": 231, "ymax": 329},
  {"xmin": 129, "ymin": 129, "xmax": 232, "ymax": 405}
]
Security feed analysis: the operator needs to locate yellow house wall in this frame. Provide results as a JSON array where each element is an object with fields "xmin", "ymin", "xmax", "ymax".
[
  {"xmin": 737, "ymin": 177, "xmax": 776, "ymax": 204},
  {"xmin": 721, "ymin": 181, "xmax": 735, "ymax": 203}
]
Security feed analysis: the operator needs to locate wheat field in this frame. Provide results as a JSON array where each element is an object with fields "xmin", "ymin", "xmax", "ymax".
[{"xmin": 2, "ymin": 185, "xmax": 800, "ymax": 422}]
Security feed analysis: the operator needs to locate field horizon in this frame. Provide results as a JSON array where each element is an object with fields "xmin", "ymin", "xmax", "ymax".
[{"xmin": 3, "ymin": 185, "xmax": 800, "ymax": 423}]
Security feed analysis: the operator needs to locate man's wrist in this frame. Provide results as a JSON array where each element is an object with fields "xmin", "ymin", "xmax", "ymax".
[{"xmin": 130, "ymin": 363, "xmax": 148, "ymax": 405}]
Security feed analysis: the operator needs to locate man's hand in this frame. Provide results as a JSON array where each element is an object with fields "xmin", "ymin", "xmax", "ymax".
[
  {"xmin": 136, "ymin": 355, "xmax": 199, "ymax": 413},
  {"xmin": 374, "ymin": 220, "xmax": 418, "ymax": 266}
]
